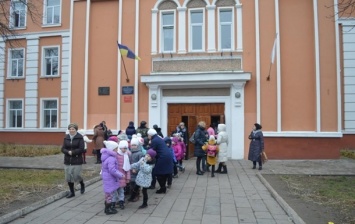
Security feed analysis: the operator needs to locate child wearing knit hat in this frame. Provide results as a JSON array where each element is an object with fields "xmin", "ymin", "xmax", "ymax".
[
  {"xmin": 100, "ymin": 140, "xmax": 124, "ymax": 215},
  {"xmin": 127, "ymin": 135, "xmax": 145, "ymax": 202},
  {"xmin": 116, "ymin": 140, "xmax": 131, "ymax": 210},
  {"xmin": 130, "ymin": 149, "xmax": 156, "ymax": 209}
]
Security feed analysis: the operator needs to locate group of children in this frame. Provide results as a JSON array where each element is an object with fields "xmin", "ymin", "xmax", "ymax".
[{"xmin": 97, "ymin": 131, "xmax": 188, "ymax": 215}]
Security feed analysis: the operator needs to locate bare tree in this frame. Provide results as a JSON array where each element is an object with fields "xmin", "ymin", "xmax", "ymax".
[
  {"xmin": 0, "ymin": 0, "xmax": 41, "ymax": 43},
  {"xmin": 328, "ymin": 0, "xmax": 355, "ymax": 19}
]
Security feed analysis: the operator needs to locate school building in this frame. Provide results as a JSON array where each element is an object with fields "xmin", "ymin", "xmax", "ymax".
[{"xmin": 0, "ymin": 0, "xmax": 354, "ymax": 159}]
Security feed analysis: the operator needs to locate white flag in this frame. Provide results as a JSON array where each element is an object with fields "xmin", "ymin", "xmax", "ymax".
[{"xmin": 271, "ymin": 33, "xmax": 278, "ymax": 64}]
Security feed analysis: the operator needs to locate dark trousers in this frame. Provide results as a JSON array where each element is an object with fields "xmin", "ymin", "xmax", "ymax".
[
  {"xmin": 95, "ymin": 149, "xmax": 102, "ymax": 163},
  {"xmin": 156, "ymin": 174, "xmax": 169, "ymax": 190},
  {"xmin": 196, "ymin": 156, "xmax": 206, "ymax": 172},
  {"xmin": 253, "ymin": 159, "xmax": 262, "ymax": 167}
]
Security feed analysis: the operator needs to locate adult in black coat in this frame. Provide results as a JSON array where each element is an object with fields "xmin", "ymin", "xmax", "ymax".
[
  {"xmin": 61, "ymin": 123, "xmax": 85, "ymax": 198},
  {"xmin": 153, "ymin": 124, "xmax": 164, "ymax": 138},
  {"xmin": 194, "ymin": 121, "xmax": 208, "ymax": 175},
  {"xmin": 248, "ymin": 123, "xmax": 264, "ymax": 170},
  {"xmin": 125, "ymin": 121, "xmax": 136, "ymax": 139},
  {"xmin": 148, "ymin": 129, "xmax": 173, "ymax": 194}
]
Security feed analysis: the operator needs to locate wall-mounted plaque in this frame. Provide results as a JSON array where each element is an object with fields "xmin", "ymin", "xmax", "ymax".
[
  {"xmin": 122, "ymin": 86, "xmax": 134, "ymax": 95},
  {"xmin": 98, "ymin": 87, "xmax": 110, "ymax": 95}
]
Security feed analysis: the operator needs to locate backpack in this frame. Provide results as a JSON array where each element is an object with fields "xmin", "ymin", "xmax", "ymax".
[
  {"xmin": 189, "ymin": 132, "xmax": 196, "ymax": 144},
  {"xmin": 207, "ymin": 145, "xmax": 217, "ymax": 157}
]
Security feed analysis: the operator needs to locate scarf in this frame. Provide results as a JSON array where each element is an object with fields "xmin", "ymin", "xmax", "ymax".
[{"xmin": 117, "ymin": 149, "xmax": 131, "ymax": 171}]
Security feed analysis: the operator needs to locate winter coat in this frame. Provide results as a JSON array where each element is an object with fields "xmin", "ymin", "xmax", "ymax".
[
  {"xmin": 217, "ymin": 124, "xmax": 228, "ymax": 163},
  {"xmin": 202, "ymin": 139, "xmax": 219, "ymax": 165},
  {"xmin": 130, "ymin": 149, "xmax": 144, "ymax": 181},
  {"xmin": 172, "ymin": 137, "xmax": 184, "ymax": 161},
  {"xmin": 248, "ymin": 130, "xmax": 264, "ymax": 161},
  {"xmin": 172, "ymin": 126, "xmax": 188, "ymax": 145},
  {"xmin": 116, "ymin": 151, "xmax": 131, "ymax": 188},
  {"xmin": 125, "ymin": 122, "xmax": 136, "ymax": 138},
  {"xmin": 154, "ymin": 127, "xmax": 164, "ymax": 138},
  {"xmin": 194, "ymin": 126, "xmax": 208, "ymax": 157},
  {"xmin": 150, "ymin": 135, "xmax": 174, "ymax": 175},
  {"xmin": 101, "ymin": 148, "xmax": 124, "ymax": 193},
  {"xmin": 61, "ymin": 133, "xmax": 85, "ymax": 165},
  {"xmin": 131, "ymin": 157, "xmax": 155, "ymax": 188},
  {"xmin": 93, "ymin": 126, "xmax": 105, "ymax": 149},
  {"xmin": 83, "ymin": 135, "xmax": 92, "ymax": 152},
  {"xmin": 136, "ymin": 127, "xmax": 149, "ymax": 138}
]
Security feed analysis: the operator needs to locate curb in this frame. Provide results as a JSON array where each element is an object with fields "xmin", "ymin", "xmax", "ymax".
[
  {"xmin": 0, "ymin": 176, "xmax": 102, "ymax": 224},
  {"xmin": 256, "ymin": 173, "xmax": 306, "ymax": 224}
]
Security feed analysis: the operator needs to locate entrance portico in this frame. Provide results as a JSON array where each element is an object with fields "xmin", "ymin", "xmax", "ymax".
[{"xmin": 141, "ymin": 72, "xmax": 251, "ymax": 159}]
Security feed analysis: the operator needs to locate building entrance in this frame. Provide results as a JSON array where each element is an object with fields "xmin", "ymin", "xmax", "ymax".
[{"xmin": 167, "ymin": 103, "xmax": 225, "ymax": 159}]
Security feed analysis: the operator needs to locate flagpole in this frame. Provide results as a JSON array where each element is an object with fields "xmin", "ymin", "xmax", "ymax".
[
  {"xmin": 120, "ymin": 54, "xmax": 130, "ymax": 83},
  {"xmin": 267, "ymin": 62, "xmax": 272, "ymax": 81}
]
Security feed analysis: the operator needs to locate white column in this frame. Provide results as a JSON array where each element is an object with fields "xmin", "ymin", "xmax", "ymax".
[
  {"xmin": 255, "ymin": 0, "xmax": 260, "ymax": 123},
  {"xmin": 313, "ymin": 0, "xmax": 321, "ymax": 132},
  {"xmin": 61, "ymin": 35, "xmax": 70, "ymax": 128},
  {"xmin": 177, "ymin": 7, "xmax": 187, "ymax": 54},
  {"xmin": 334, "ymin": 0, "xmax": 341, "ymax": 132},
  {"xmin": 83, "ymin": 0, "xmax": 91, "ymax": 130},
  {"xmin": 117, "ymin": 0, "xmax": 123, "ymax": 129},
  {"xmin": 207, "ymin": 5, "xmax": 216, "ymax": 52},
  {"xmin": 151, "ymin": 9, "xmax": 158, "ymax": 54},
  {"xmin": 0, "ymin": 41, "xmax": 5, "ymax": 128},
  {"xmin": 134, "ymin": 0, "xmax": 140, "ymax": 126},
  {"xmin": 231, "ymin": 82, "xmax": 246, "ymax": 159},
  {"xmin": 275, "ymin": 0, "xmax": 281, "ymax": 132},
  {"xmin": 236, "ymin": 3, "xmax": 243, "ymax": 52},
  {"xmin": 25, "ymin": 37, "xmax": 39, "ymax": 128}
]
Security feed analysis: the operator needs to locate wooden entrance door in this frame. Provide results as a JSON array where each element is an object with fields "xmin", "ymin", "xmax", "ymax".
[{"xmin": 167, "ymin": 103, "xmax": 225, "ymax": 159}]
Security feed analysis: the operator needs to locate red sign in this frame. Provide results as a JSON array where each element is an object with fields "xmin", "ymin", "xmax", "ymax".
[{"xmin": 123, "ymin": 96, "xmax": 132, "ymax": 103}]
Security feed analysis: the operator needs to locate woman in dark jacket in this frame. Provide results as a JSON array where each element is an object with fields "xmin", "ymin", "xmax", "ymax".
[
  {"xmin": 248, "ymin": 123, "xmax": 264, "ymax": 170},
  {"xmin": 194, "ymin": 121, "xmax": 208, "ymax": 175},
  {"xmin": 148, "ymin": 129, "xmax": 173, "ymax": 194},
  {"xmin": 61, "ymin": 123, "xmax": 85, "ymax": 198},
  {"xmin": 125, "ymin": 121, "xmax": 136, "ymax": 139}
]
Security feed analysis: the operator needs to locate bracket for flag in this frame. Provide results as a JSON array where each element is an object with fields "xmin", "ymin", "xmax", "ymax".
[{"xmin": 120, "ymin": 54, "xmax": 130, "ymax": 83}]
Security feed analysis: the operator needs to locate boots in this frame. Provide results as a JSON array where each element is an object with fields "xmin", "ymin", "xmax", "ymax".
[
  {"xmin": 128, "ymin": 189, "xmax": 140, "ymax": 202},
  {"xmin": 80, "ymin": 181, "xmax": 85, "ymax": 194},
  {"xmin": 220, "ymin": 165, "xmax": 228, "ymax": 174},
  {"xmin": 66, "ymin": 182, "xmax": 75, "ymax": 198},
  {"xmin": 211, "ymin": 165, "xmax": 215, "ymax": 177},
  {"xmin": 104, "ymin": 202, "xmax": 118, "ymax": 215},
  {"xmin": 118, "ymin": 200, "xmax": 125, "ymax": 209},
  {"xmin": 215, "ymin": 163, "xmax": 222, "ymax": 173},
  {"xmin": 206, "ymin": 164, "xmax": 211, "ymax": 172},
  {"xmin": 139, "ymin": 195, "xmax": 148, "ymax": 209}
]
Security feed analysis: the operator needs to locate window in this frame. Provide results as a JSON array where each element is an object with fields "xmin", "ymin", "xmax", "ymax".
[
  {"xmin": 8, "ymin": 49, "xmax": 24, "ymax": 78},
  {"xmin": 219, "ymin": 8, "xmax": 234, "ymax": 50},
  {"xmin": 42, "ymin": 47, "xmax": 59, "ymax": 76},
  {"xmin": 8, "ymin": 100, "xmax": 23, "ymax": 128},
  {"xmin": 161, "ymin": 11, "xmax": 175, "ymax": 52},
  {"xmin": 10, "ymin": 0, "xmax": 26, "ymax": 28},
  {"xmin": 44, "ymin": 0, "xmax": 61, "ymax": 25},
  {"xmin": 42, "ymin": 99, "xmax": 58, "ymax": 128},
  {"xmin": 189, "ymin": 9, "xmax": 204, "ymax": 51}
]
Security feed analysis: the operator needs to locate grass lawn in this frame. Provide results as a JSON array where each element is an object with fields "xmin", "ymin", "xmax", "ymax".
[{"xmin": 0, "ymin": 143, "xmax": 61, "ymax": 157}]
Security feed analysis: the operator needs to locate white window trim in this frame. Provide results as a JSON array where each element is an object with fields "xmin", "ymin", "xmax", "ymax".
[
  {"xmin": 42, "ymin": 0, "xmax": 62, "ymax": 26},
  {"xmin": 159, "ymin": 10, "xmax": 176, "ymax": 53},
  {"xmin": 9, "ymin": 0, "xmax": 27, "ymax": 29},
  {"xmin": 188, "ymin": 8, "xmax": 205, "ymax": 52},
  {"xmin": 40, "ymin": 98, "xmax": 59, "ymax": 129},
  {"xmin": 6, "ymin": 98, "xmax": 24, "ymax": 128},
  {"xmin": 7, "ymin": 48, "xmax": 25, "ymax": 79},
  {"xmin": 218, "ymin": 7, "xmax": 235, "ymax": 51},
  {"xmin": 41, "ymin": 45, "xmax": 60, "ymax": 77}
]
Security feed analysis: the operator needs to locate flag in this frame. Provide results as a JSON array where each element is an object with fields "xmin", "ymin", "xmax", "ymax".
[
  {"xmin": 270, "ymin": 33, "xmax": 278, "ymax": 64},
  {"xmin": 117, "ymin": 42, "xmax": 141, "ymax": 61}
]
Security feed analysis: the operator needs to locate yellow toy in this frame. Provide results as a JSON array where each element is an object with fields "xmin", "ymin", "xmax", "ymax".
[{"xmin": 202, "ymin": 136, "xmax": 219, "ymax": 177}]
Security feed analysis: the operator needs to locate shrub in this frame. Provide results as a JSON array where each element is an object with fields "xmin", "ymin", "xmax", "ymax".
[
  {"xmin": 0, "ymin": 144, "xmax": 61, "ymax": 157},
  {"xmin": 340, "ymin": 149, "xmax": 355, "ymax": 159}
]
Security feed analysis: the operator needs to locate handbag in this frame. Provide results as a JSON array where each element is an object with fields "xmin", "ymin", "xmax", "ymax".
[
  {"xmin": 261, "ymin": 151, "xmax": 268, "ymax": 164},
  {"xmin": 189, "ymin": 132, "xmax": 196, "ymax": 144}
]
